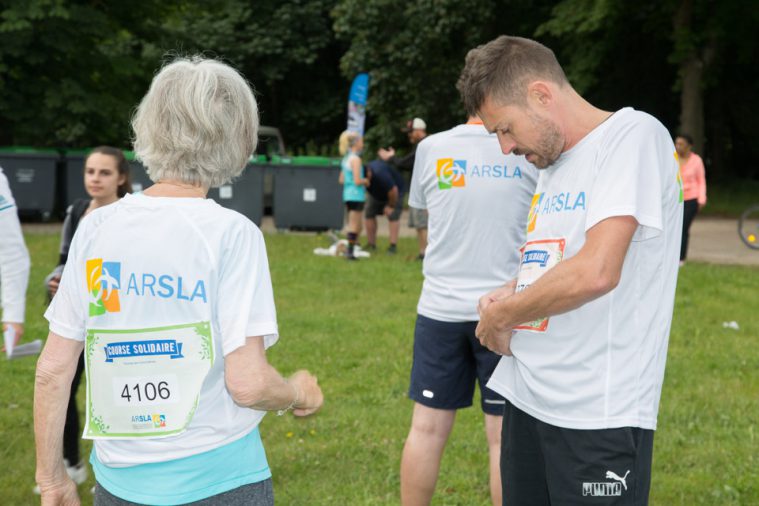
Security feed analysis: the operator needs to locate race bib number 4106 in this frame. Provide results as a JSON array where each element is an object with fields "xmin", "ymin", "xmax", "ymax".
[
  {"xmin": 514, "ymin": 238, "xmax": 566, "ymax": 332},
  {"xmin": 84, "ymin": 322, "xmax": 213, "ymax": 439}
]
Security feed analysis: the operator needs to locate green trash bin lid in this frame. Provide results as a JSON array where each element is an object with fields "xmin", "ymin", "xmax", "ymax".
[
  {"xmin": 271, "ymin": 156, "xmax": 340, "ymax": 167},
  {"xmin": 0, "ymin": 146, "xmax": 59, "ymax": 156}
]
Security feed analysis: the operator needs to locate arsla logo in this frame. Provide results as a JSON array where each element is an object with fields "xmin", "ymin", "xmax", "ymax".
[
  {"xmin": 436, "ymin": 158, "xmax": 466, "ymax": 190},
  {"xmin": 527, "ymin": 193, "xmax": 543, "ymax": 232},
  {"xmin": 153, "ymin": 414, "xmax": 166, "ymax": 428},
  {"xmin": 87, "ymin": 259, "xmax": 121, "ymax": 316}
]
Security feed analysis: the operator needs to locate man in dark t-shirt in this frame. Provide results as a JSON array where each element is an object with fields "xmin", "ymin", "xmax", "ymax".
[{"xmin": 365, "ymin": 160, "xmax": 405, "ymax": 253}]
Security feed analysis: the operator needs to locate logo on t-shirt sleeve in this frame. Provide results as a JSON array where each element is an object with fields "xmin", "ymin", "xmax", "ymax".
[
  {"xmin": 436, "ymin": 158, "xmax": 466, "ymax": 190},
  {"xmin": 675, "ymin": 151, "xmax": 684, "ymax": 203},
  {"xmin": 527, "ymin": 193, "xmax": 544, "ymax": 232},
  {"xmin": 87, "ymin": 258, "xmax": 121, "ymax": 316}
]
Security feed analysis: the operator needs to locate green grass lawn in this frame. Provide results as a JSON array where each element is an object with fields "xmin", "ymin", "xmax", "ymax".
[{"xmin": 2, "ymin": 231, "xmax": 757, "ymax": 505}]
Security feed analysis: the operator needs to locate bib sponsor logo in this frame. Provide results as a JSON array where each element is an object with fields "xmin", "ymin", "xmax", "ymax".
[
  {"xmin": 87, "ymin": 259, "xmax": 121, "ymax": 316},
  {"xmin": 582, "ymin": 470, "xmax": 630, "ymax": 497},
  {"xmin": 437, "ymin": 158, "xmax": 466, "ymax": 189},
  {"xmin": 130, "ymin": 413, "xmax": 167, "ymax": 429},
  {"xmin": 436, "ymin": 158, "xmax": 524, "ymax": 190},
  {"xmin": 86, "ymin": 258, "xmax": 208, "ymax": 317}
]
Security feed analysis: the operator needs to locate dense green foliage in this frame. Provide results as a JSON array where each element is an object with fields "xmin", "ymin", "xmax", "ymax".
[
  {"xmin": 0, "ymin": 0, "xmax": 756, "ymax": 177},
  {"xmin": 1, "ymin": 231, "xmax": 757, "ymax": 504}
]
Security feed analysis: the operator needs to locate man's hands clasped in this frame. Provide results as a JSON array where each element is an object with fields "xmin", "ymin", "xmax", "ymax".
[{"xmin": 476, "ymin": 280, "xmax": 517, "ymax": 356}]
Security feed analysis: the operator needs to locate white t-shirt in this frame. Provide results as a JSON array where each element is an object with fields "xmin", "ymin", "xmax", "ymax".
[
  {"xmin": 409, "ymin": 123, "xmax": 538, "ymax": 322},
  {"xmin": 0, "ymin": 167, "xmax": 30, "ymax": 323},
  {"xmin": 45, "ymin": 192, "xmax": 279, "ymax": 466},
  {"xmin": 487, "ymin": 108, "xmax": 683, "ymax": 430}
]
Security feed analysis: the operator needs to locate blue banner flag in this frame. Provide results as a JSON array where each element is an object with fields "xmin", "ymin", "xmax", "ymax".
[{"xmin": 347, "ymin": 73, "xmax": 370, "ymax": 134}]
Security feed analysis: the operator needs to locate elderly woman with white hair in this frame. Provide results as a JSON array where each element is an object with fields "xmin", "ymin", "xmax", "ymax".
[{"xmin": 34, "ymin": 56, "xmax": 323, "ymax": 505}]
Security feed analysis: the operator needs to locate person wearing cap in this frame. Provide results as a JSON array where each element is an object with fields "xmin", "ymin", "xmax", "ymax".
[
  {"xmin": 379, "ymin": 118, "xmax": 429, "ymax": 259},
  {"xmin": 0, "ymin": 166, "xmax": 30, "ymax": 350},
  {"xmin": 364, "ymin": 159, "xmax": 405, "ymax": 254}
]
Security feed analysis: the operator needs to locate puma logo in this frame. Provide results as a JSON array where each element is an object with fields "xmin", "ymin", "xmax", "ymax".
[{"xmin": 605, "ymin": 470, "xmax": 630, "ymax": 491}]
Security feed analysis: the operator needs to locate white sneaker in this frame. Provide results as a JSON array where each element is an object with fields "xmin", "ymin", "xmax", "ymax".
[{"xmin": 32, "ymin": 460, "xmax": 88, "ymax": 494}]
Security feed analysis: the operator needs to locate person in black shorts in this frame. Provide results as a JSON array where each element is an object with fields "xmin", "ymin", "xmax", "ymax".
[
  {"xmin": 364, "ymin": 159, "xmax": 404, "ymax": 254},
  {"xmin": 462, "ymin": 36, "xmax": 681, "ymax": 505}
]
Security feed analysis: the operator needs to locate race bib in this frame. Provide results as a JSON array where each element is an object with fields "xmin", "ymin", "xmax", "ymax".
[
  {"xmin": 84, "ymin": 322, "xmax": 214, "ymax": 439},
  {"xmin": 514, "ymin": 238, "xmax": 566, "ymax": 332}
]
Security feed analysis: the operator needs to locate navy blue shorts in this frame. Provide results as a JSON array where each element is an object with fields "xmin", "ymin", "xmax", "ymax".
[{"xmin": 409, "ymin": 314, "xmax": 505, "ymax": 415}]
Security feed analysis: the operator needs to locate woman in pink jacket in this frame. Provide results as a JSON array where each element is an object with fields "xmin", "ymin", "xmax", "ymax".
[{"xmin": 675, "ymin": 134, "xmax": 707, "ymax": 264}]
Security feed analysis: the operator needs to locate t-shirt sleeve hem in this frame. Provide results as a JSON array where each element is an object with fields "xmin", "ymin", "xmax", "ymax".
[
  {"xmin": 407, "ymin": 197, "xmax": 426, "ymax": 209},
  {"xmin": 585, "ymin": 206, "xmax": 663, "ymax": 238},
  {"xmin": 221, "ymin": 323, "xmax": 279, "ymax": 356},
  {"xmin": 48, "ymin": 320, "xmax": 86, "ymax": 341}
]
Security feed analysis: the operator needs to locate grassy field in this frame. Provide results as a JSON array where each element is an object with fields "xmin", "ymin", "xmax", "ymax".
[{"xmin": 1, "ymin": 231, "xmax": 757, "ymax": 505}]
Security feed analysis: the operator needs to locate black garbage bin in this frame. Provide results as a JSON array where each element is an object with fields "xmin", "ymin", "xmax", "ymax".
[
  {"xmin": 208, "ymin": 156, "xmax": 266, "ymax": 226},
  {"xmin": 0, "ymin": 147, "xmax": 59, "ymax": 220},
  {"xmin": 272, "ymin": 156, "xmax": 344, "ymax": 231}
]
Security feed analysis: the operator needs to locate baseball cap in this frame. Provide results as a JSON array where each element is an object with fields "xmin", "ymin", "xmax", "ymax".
[{"xmin": 403, "ymin": 117, "xmax": 427, "ymax": 131}]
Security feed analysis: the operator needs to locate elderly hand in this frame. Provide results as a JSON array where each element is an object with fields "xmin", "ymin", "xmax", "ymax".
[
  {"xmin": 39, "ymin": 477, "xmax": 80, "ymax": 506},
  {"xmin": 289, "ymin": 370, "xmax": 324, "ymax": 417}
]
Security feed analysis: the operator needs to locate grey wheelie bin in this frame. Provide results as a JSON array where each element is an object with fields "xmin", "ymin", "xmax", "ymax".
[
  {"xmin": 0, "ymin": 147, "xmax": 59, "ymax": 220},
  {"xmin": 272, "ymin": 156, "xmax": 343, "ymax": 231},
  {"xmin": 208, "ymin": 156, "xmax": 266, "ymax": 226}
]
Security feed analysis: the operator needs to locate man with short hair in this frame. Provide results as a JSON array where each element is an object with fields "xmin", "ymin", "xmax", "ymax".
[
  {"xmin": 459, "ymin": 35, "xmax": 682, "ymax": 504},
  {"xmin": 379, "ymin": 118, "xmax": 429, "ymax": 259},
  {"xmin": 364, "ymin": 159, "xmax": 405, "ymax": 253},
  {"xmin": 0, "ymin": 166, "xmax": 30, "ymax": 350},
  {"xmin": 400, "ymin": 116, "xmax": 537, "ymax": 506}
]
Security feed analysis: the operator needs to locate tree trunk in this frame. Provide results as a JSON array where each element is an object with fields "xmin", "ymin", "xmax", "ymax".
[{"xmin": 674, "ymin": 0, "xmax": 705, "ymax": 154}]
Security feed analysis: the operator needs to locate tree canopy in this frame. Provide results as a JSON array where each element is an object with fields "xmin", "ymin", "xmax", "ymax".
[{"xmin": 0, "ymin": 0, "xmax": 755, "ymax": 179}]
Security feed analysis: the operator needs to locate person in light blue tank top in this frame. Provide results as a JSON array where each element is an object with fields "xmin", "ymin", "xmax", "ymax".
[{"xmin": 338, "ymin": 130, "xmax": 368, "ymax": 260}]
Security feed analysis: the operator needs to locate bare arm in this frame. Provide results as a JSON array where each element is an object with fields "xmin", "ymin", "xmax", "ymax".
[
  {"xmin": 476, "ymin": 216, "xmax": 638, "ymax": 355},
  {"xmin": 386, "ymin": 186, "xmax": 399, "ymax": 208},
  {"xmin": 350, "ymin": 156, "xmax": 368, "ymax": 186},
  {"xmin": 225, "ymin": 336, "xmax": 323, "ymax": 416},
  {"xmin": 34, "ymin": 332, "xmax": 83, "ymax": 504}
]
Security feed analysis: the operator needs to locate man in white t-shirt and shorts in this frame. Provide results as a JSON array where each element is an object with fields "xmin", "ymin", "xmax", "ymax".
[
  {"xmin": 458, "ymin": 36, "xmax": 683, "ymax": 504},
  {"xmin": 401, "ymin": 116, "xmax": 537, "ymax": 505}
]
